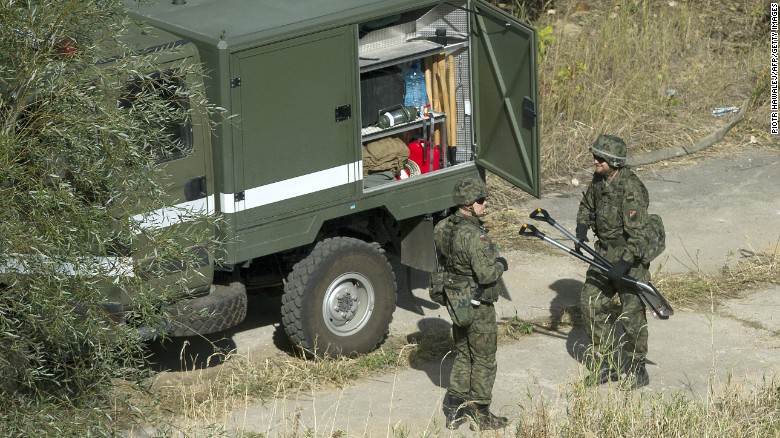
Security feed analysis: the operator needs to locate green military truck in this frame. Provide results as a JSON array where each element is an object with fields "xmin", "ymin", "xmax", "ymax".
[{"xmin": 123, "ymin": 0, "xmax": 540, "ymax": 356}]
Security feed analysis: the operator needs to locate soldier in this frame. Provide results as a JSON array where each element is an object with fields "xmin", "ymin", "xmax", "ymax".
[
  {"xmin": 575, "ymin": 134, "xmax": 653, "ymax": 390},
  {"xmin": 433, "ymin": 177, "xmax": 509, "ymax": 430}
]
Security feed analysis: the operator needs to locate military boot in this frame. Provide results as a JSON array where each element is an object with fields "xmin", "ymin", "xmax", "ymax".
[
  {"xmin": 583, "ymin": 354, "xmax": 620, "ymax": 386},
  {"xmin": 620, "ymin": 359, "xmax": 650, "ymax": 391},
  {"xmin": 469, "ymin": 404, "xmax": 508, "ymax": 431},
  {"xmin": 443, "ymin": 395, "xmax": 468, "ymax": 430}
]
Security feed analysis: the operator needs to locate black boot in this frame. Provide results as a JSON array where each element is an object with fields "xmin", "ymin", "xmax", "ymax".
[
  {"xmin": 443, "ymin": 395, "xmax": 468, "ymax": 430},
  {"xmin": 469, "ymin": 404, "xmax": 508, "ymax": 431},
  {"xmin": 583, "ymin": 355, "xmax": 620, "ymax": 386},
  {"xmin": 621, "ymin": 359, "xmax": 650, "ymax": 390}
]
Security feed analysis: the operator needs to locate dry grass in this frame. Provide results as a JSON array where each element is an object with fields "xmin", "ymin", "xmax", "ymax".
[
  {"xmin": 538, "ymin": 0, "xmax": 765, "ymax": 176},
  {"xmin": 524, "ymin": 377, "xmax": 780, "ymax": 438},
  {"xmin": 487, "ymin": 0, "xmax": 767, "ymax": 197},
  {"xmin": 655, "ymin": 243, "xmax": 780, "ymax": 314}
]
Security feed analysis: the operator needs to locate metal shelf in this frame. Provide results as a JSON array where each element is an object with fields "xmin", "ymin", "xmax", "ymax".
[
  {"xmin": 358, "ymin": 40, "xmax": 468, "ymax": 73},
  {"xmin": 361, "ymin": 112, "xmax": 446, "ymax": 143}
]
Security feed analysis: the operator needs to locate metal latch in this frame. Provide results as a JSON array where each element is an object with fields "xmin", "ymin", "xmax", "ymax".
[
  {"xmin": 234, "ymin": 191, "xmax": 245, "ymax": 202},
  {"xmin": 230, "ymin": 77, "xmax": 242, "ymax": 88},
  {"xmin": 335, "ymin": 104, "xmax": 351, "ymax": 122},
  {"xmin": 522, "ymin": 96, "xmax": 537, "ymax": 128}
]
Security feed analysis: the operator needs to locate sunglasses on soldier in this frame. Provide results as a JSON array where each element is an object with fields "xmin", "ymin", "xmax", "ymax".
[
  {"xmin": 593, "ymin": 155, "xmax": 607, "ymax": 164},
  {"xmin": 475, "ymin": 197, "xmax": 487, "ymax": 205}
]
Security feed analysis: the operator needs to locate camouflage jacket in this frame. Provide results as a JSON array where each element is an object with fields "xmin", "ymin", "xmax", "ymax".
[
  {"xmin": 434, "ymin": 211, "xmax": 504, "ymax": 289},
  {"xmin": 577, "ymin": 168, "xmax": 652, "ymax": 265}
]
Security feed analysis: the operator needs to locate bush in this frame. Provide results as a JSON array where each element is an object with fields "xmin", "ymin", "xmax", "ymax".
[{"xmin": 0, "ymin": 0, "xmax": 219, "ymax": 433}]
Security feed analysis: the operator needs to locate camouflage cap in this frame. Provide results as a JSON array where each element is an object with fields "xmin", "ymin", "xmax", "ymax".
[
  {"xmin": 589, "ymin": 134, "xmax": 627, "ymax": 168},
  {"xmin": 452, "ymin": 177, "xmax": 488, "ymax": 205}
]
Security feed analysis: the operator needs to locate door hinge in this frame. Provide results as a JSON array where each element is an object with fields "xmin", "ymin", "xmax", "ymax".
[
  {"xmin": 234, "ymin": 191, "xmax": 245, "ymax": 202},
  {"xmin": 230, "ymin": 77, "xmax": 242, "ymax": 88}
]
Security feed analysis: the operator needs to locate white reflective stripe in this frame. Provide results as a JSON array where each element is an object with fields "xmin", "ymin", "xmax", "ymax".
[
  {"xmin": 1, "ymin": 254, "xmax": 135, "ymax": 278},
  {"xmin": 221, "ymin": 161, "xmax": 363, "ymax": 214},
  {"xmin": 132, "ymin": 195, "xmax": 214, "ymax": 231},
  {"xmin": 221, "ymin": 192, "xmax": 238, "ymax": 214}
]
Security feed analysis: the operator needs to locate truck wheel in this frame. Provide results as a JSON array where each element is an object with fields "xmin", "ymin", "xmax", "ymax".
[
  {"xmin": 282, "ymin": 237, "xmax": 397, "ymax": 357},
  {"xmin": 168, "ymin": 281, "xmax": 247, "ymax": 337}
]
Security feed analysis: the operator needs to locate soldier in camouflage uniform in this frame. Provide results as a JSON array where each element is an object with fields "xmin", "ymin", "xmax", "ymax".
[
  {"xmin": 575, "ymin": 135, "xmax": 653, "ymax": 390},
  {"xmin": 434, "ymin": 177, "xmax": 509, "ymax": 430}
]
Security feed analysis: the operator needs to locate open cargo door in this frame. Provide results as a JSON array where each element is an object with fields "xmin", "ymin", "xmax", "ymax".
[{"xmin": 470, "ymin": 0, "xmax": 540, "ymax": 198}]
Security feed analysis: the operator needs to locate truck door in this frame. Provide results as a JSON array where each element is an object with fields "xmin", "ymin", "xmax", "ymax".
[
  {"xmin": 229, "ymin": 26, "xmax": 358, "ymax": 230},
  {"xmin": 128, "ymin": 61, "xmax": 214, "ymax": 291},
  {"xmin": 470, "ymin": 0, "xmax": 540, "ymax": 198}
]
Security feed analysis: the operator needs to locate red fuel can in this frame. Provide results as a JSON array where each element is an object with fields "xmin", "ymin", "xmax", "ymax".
[{"xmin": 407, "ymin": 139, "xmax": 440, "ymax": 174}]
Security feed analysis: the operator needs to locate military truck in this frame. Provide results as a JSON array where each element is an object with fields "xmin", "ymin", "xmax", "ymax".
[{"xmin": 123, "ymin": 0, "xmax": 540, "ymax": 356}]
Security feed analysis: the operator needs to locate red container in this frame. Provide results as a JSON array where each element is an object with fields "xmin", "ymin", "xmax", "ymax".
[{"xmin": 407, "ymin": 139, "xmax": 440, "ymax": 174}]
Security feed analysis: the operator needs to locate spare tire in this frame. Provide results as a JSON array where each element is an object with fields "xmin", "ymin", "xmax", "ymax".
[{"xmin": 167, "ymin": 281, "xmax": 247, "ymax": 337}]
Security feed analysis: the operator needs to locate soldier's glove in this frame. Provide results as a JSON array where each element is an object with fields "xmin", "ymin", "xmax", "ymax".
[
  {"xmin": 575, "ymin": 223, "xmax": 589, "ymax": 253},
  {"xmin": 495, "ymin": 257, "xmax": 509, "ymax": 271},
  {"xmin": 607, "ymin": 260, "xmax": 630, "ymax": 285}
]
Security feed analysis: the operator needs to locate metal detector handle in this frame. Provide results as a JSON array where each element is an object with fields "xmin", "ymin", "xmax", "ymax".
[
  {"xmin": 520, "ymin": 224, "xmax": 610, "ymax": 272},
  {"xmin": 529, "ymin": 208, "xmax": 555, "ymax": 225},
  {"xmin": 518, "ymin": 223, "xmax": 544, "ymax": 239}
]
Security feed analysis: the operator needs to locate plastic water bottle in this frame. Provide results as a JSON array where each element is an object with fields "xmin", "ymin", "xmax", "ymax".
[{"xmin": 403, "ymin": 61, "xmax": 428, "ymax": 110}]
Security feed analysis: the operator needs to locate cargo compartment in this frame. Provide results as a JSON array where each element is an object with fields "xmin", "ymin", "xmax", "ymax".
[{"xmin": 358, "ymin": 2, "xmax": 472, "ymax": 188}]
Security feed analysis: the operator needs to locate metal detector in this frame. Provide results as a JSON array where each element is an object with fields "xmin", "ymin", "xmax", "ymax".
[{"xmin": 520, "ymin": 208, "xmax": 674, "ymax": 320}]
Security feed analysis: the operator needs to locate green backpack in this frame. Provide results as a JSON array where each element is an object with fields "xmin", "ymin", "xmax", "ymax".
[
  {"xmin": 642, "ymin": 213, "xmax": 666, "ymax": 264},
  {"xmin": 619, "ymin": 172, "xmax": 666, "ymax": 264}
]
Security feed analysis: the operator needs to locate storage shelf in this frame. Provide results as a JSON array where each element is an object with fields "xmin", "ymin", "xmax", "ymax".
[
  {"xmin": 359, "ymin": 40, "xmax": 467, "ymax": 73},
  {"xmin": 361, "ymin": 112, "xmax": 446, "ymax": 143}
]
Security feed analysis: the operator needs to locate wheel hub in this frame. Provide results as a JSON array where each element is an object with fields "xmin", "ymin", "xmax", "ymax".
[
  {"xmin": 332, "ymin": 285, "xmax": 359, "ymax": 321},
  {"xmin": 323, "ymin": 272, "xmax": 375, "ymax": 336}
]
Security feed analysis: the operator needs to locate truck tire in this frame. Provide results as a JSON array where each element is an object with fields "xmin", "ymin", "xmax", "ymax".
[
  {"xmin": 282, "ymin": 237, "xmax": 397, "ymax": 357},
  {"xmin": 167, "ymin": 281, "xmax": 247, "ymax": 337}
]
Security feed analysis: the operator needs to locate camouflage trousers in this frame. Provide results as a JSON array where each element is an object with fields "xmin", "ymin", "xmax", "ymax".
[
  {"xmin": 580, "ymin": 263, "xmax": 650, "ymax": 361},
  {"xmin": 448, "ymin": 303, "xmax": 497, "ymax": 405}
]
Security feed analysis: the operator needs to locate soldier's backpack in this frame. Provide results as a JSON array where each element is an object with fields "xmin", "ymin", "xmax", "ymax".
[
  {"xmin": 642, "ymin": 213, "xmax": 666, "ymax": 264},
  {"xmin": 620, "ymin": 171, "xmax": 666, "ymax": 265}
]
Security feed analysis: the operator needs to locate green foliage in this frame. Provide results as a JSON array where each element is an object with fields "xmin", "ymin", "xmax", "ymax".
[
  {"xmin": 552, "ymin": 62, "xmax": 587, "ymax": 98},
  {"xmin": 536, "ymin": 25, "xmax": 555, "ymax": 62},
  {"xmin": 0, "ymin": 0, "xmax": 219, "ymax": 433}
]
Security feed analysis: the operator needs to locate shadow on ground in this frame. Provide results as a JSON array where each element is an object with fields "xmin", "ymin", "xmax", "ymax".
[{"xmin": 145, "ymin": 285, "xmax": 295, "ymax": 372}]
